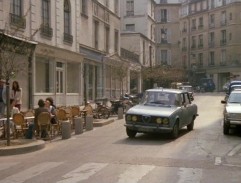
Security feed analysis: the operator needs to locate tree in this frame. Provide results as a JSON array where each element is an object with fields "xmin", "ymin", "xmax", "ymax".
[
  {"xmin": 142, "ymin": 65, "xmax": 187, "ymax": 89},
  {"xmin": 0, "ymin": 27, "xmax": 38, "ymax": 146}
]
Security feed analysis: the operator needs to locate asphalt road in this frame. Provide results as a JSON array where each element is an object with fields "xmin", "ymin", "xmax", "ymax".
[{"xmin": 0, "ymin": 92, "xmax": 241, "ymax": 183}]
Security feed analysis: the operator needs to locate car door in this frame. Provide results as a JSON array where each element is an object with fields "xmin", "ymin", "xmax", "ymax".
[{"xmin": 179, "ymin": 93, "xmax": 192, "ymax": 127}]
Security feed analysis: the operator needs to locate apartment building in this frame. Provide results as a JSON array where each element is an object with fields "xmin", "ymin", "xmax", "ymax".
[
  {"xmin": 155, "ymin": 1, "xmax": 181, "ymax": 67},
  {"xmin": 0, "ymin": 0, "xmax": 126, "ymax": 110},
  {"xmin": 180, "ymin": 0, "xmax": 241, "ymax": 91}
]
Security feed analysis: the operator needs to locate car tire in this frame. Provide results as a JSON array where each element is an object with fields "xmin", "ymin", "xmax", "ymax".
[
  {"xmin": 126, "ymin": 128, "xmax": 137, "ymax": 138},
  {"xmin": 171, "ymin": 121, "xmax": 179, "ymax": 139},
  {"xmin": 187, "ymin": 118, "xmax": 194, "ymax": 131},
  {"xmin": 223, "ymin": 123, "xmax": 229, "ymax": 135}
]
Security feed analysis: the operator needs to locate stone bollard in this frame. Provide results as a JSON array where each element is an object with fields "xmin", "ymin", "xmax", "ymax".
[
  {"xmin": 85, "ymin": 115, "xmax": 93, "ymax": 131},
  {"xmin": 74, "ymin": 117, "xmax": 83, "ymax": 135},
  {"xmin": 118, "ymin": 107, "xmax": 124, "ymax": 119},
  {"xmin": 61, "ymin": 120, "xmax": 71, "ymax": 139}
]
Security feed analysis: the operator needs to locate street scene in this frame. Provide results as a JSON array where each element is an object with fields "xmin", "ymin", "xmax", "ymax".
[{"xmin": 0, "ymin": 93, "xmax": 241, "ymax": 183}]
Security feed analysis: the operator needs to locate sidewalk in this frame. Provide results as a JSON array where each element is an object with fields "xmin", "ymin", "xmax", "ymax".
[{"xmin": 0, "ymin": 116, "xmax": 117, "ymax": 156}]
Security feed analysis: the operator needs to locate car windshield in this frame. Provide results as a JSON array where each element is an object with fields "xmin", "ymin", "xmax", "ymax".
[
  {"xmin": 228, "ymin": 93, "xmax": 241, "ymax": 103},
  {"xmin": 140, "ymin": 91, "xmax": 179, "ymax": 106}
]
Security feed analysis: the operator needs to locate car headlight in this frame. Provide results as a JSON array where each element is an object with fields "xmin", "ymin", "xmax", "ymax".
[
  {"xmin": 156, "ymin": 118, "xmax": 162, "ymax": 124},
  {"xmin": 162, "ymin": 118, "xmax": 169, "ymax": 125},
  {"xmin": 132, "ymin": 115, "xmax": 137, "ymax": 122},
  {"xmin": 126, "ymin": 115, "xmax": 131, "ymax": 121}
]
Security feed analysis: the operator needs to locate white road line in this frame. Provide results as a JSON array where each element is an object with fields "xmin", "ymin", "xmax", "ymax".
[
  {"xmin": 215, "ymin": 157, "xmax": 222, "ymax": 165},
  {"xmin": 0, "ymin": 162, "xmax": 63, "ymax": 183},
  {"xmin": 56, "ymin": 162, "xmax": 108, "ymax": 183},
  {"xmin": 228, "ymin": 144, "xmax": 241, "ymax": 156},
  {"xmin": 0, "ymin": 162, "xmax": 19, "ymax": 171},
  {"xmin": 177, "ymin": 167, "xmax": 202, "ymax": 183},
  {"xmin": 117, "ymin": 164, "xmax": 155, "ymax": 183}
]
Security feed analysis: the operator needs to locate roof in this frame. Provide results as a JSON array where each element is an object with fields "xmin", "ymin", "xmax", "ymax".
[{"xmin": 146, "ymin": 88, "xmax": 183, "ymax": 94}]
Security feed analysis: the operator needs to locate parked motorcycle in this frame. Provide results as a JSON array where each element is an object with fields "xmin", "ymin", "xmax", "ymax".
[{"xmin": 93, "ymin": 102, "xmax": 110, "ymax": 119}]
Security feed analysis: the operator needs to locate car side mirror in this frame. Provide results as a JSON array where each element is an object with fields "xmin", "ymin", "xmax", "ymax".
[{"xmin": 221, "ymin": 100, "xmax": 226, "ymax": 104}]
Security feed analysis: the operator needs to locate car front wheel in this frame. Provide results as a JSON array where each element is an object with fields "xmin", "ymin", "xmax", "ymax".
[
  {"xmin": 223, "ymin": 123, "xmax": 229, "ymax": 135},
  {"xmin": 187, "ymin": 118, "xmax": 194, "ymax": 131},
  {"xmin": 126, "ymin": 128, "xmax": 137, "ymax": 138},
  {"xmin": 171, "ymin": 122, "xmax": 179, "ymax": 139}
]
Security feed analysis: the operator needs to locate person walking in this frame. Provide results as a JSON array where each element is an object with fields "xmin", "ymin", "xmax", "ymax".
[
  {"xmin": 0, "ymin": 79, "xmax": 6, "ymax": 117},
  {"xmin": 10, "ymin": 81, "xmax": 22, "ymax": 111}
]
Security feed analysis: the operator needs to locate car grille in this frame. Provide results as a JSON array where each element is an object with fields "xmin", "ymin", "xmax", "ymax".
[{"xmin": 229, "ymin": 113, "xmax": 241, "ymax": 120}]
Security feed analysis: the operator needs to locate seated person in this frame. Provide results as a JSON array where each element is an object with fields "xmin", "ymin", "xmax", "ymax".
[{"xmin": 83, "ymin": 101, "xmax": 93, "ymax": 115}]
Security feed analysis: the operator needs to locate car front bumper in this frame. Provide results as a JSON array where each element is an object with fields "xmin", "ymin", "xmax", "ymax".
[{"xmin": 124, "ymin": 123, "xmax": 173, "ymax": 133}]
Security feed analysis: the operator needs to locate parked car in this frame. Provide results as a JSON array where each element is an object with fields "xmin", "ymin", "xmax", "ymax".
[
  {"xmin": 224, "ymin": 84, "xmax": 241, "ymax": 101},
  {"xmin": 178, "ymin": 85, "xmax": 194, "ymax": 100},
  {"xmin": 221, "ymin": 89, "xmax": 241, "ymax": 135},
  {"xmin": 198, "ymin": 78, "xmax": 215, "ymax": 92},
  {"xmin": 124, "ymin": 88, "xmax": 198, "ymax": 139}
]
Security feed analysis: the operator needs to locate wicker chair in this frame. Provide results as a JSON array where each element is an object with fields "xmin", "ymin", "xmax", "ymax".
[
  {"xmin": 37, "ymin": 112, "xmax": 51, "ymax": 140},
  {"xmin": 13, "ymin": 113, "xmax": 28, "ymax": 138}
]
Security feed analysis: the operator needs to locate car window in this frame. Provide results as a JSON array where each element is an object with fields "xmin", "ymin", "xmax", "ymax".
[
  {"xmin": 228, "ymin": 93, "xmax": 241, "ymax": 103},
  {"xmin": 181, "ymin": 93, "xmax": 190, "ymax": 105}
]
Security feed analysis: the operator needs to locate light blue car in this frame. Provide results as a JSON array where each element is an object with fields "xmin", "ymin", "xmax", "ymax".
[{"xmin": 125, "ymin": 88, "xmax": 198, "ymax": 139}]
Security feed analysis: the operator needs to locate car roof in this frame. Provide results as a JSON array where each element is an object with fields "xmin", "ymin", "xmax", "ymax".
[{"xmin": 146, "ymin": 88, "xmax": 184, "ymax": 94}]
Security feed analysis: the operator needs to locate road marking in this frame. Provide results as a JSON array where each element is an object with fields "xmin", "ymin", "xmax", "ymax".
[
  {"xmin": 228, "ymin": 144, "xmax": 241, "ymax": 156},
  {"xmin": 215, "ymin": 157, "xmax": 222, "ymax": 165},
  {"xmin": 0, "ymin": 162, "xmax": 62, "ymax": 183},
  {"xmin": 57, "ymin": 162, "xmax": 108, "ymax": 183},
  {"xmin": 177, "ymin": 167, "xmax": 202, "ymax": 183},
  {"xmin": 117, "ymin": 164, "xmax": 155, "ymax": 183},
  {"xmin": 0, "ymin": 162, "xmax": 19, "ymax": 171}
]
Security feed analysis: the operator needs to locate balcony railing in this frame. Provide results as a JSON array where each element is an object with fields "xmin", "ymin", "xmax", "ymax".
[
  {"xmin": 209, "ymin": 23, "xmax": 215, "ymax": 29},
  {"xmin": 209, "ymin": 42, "xmax": 215, "ymax": 48},
  {"xmin": 63, "ymin": 33, "xmax": 73, "ymax": 44},
  {"xmin": 191, "ymin": 26, "xmax": 197, "ymax": 31},
  {"xmin": 191, "ymin": 44, "xmax": 196, "ymax": 49},
  {"xmin": 198, "ymin": 24, "xmax": 204, "ymax": 29},
  {"xmin": 220, "ymin": 20, "xmax": 227, "ymax": 26},
  {"xmin": 182, "ymin": 28, "xmax": 187, "ymax": 33},
  {"xmin": 40, "ymin": 24, "xmax": 53, "ymax": 38},
  {"xmin": 10, "ymin": 13, "xmax": 26, "ymax": 29},
  {"xmin": 198, "ymin": 44, "xmax": 203, "ymax": 48},
  {"xmin": 220, "ymin": 39, "xmax": 227, "ymax": 46}
]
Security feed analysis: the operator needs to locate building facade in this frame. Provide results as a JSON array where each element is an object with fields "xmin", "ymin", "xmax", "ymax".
[
  {"xmin": 180, "ymin": 0, "xmax": 241, "ymax": 91},
  {"xmin": 0, "ymin": 0, "xmax": 129, "ymax": 110}
]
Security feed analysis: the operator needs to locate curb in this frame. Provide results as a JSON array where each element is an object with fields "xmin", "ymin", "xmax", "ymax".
[
  {"xmin": 93, "ymin": 119, "xmax": 115, "ymax": 127},
  {"xmin": 0, "ymin": 140, "xmax": 45, "ymax": 156}
]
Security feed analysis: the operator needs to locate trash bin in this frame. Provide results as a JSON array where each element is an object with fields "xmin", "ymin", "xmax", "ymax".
[
  {"xmin": 61, "ymin": 120, "xmax": 71, "ymax": 139},
  {"xmin": 118, "ymin": 107, "xmax": 123, "ymax": 119},
  {"xmin": 74, "ymin": 117, "xmax": 83, "ymax": 135},
  {"xmin": 85, "ymin": 115, "xmax": 93, "ymax": 131}
]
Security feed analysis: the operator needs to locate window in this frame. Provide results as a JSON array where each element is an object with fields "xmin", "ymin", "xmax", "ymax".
[
  {"xmin": 209, "ymin": 52, "xmax": 215, "ymax": 66},
  {"xmin": 56, "ymin": 62, "xmax": 65, "ymax": 93},
  {"xmin": 161, "ymin": 9, "xmax": 167, "ymax": 22},
  {"xmin": 114, "ymin": 0, "xmax": 119, "ymax": 14},
  {"xmin": 105, "ymin": 26, "xmax": 110, "ymax": 53},
  {"xmin": 41, "ymin": 0, "xmax": 52, "ymax": 37},
  {"xmin": 114, "ymin": 30, "xmax": 119, "ymax": 52},
  {"xmin": 67, "ymin": 63, "xmax": 79, "ymax": 93},
  {"xmin": 230, "ymin": 13, "xmax": 232, "ymax": 20},
  {"xmin": 209, "ymin": 14, "xmax": 215, "ymax": 28},
  {"xmin": 161, "ymin": 28, "xmax": 167, "ymax": 43},
  {"xmin": 209, "ymin": 32, "xmax": 215, "ymax": 47},
  {"xmin": 198, "ymin": 17, "xmax": 203, "ymax": 29},
  {"xmin": 10, "ymin": 0, "xmax": 25, "ymax": 28},
  {"xmin": 126, "ymin": 0, "xmax": 134, "ymax": 16},
  {"xmin": 198, "ymin": 53, "xmax": 203, "ymax": 66},
  {"xmin": 221, "ymin": 30, "xmax": 226, "ymax": 45},
  {"xmin": 191, "ymin": 36, "xmax": 196, "ymax": 48},
  {"xmin": 94, "ymin": 20, "xmax": 99, "ymax": 49},
  {"xmin": 81, "ymin": 0, "xmax": 87, "ymax": 15},
  {"xmin": 198, "ymin": 35, "xmax": 203, "ymax": 48},
  {"xmin": 64, "ymin": 0, "xmax": 71, "ymax": 35},
  {"xmin": 191, "ymin": 19, "xmax": 196, "ymax": 30},
  {"xmin": 105, "ymin": 0, "xmax": 109, "ymax": 7},
  {"xmin": 35, "ymin": 57, "xmax": 54, "ymax": 93},
  {"xmin": 12, "ymin": 0, "xmax": 22, "ymax": 16},
  {"xmin": 126, "ymin": 24, "xmax": 135, "ymax": 31},
  {"xmin": 221, "ymin": 11, "xmax": 226, "ymax": 26},
  {"xmin": 221, "ymin": 50, "xmax": 226, "ymax": 65},
  {"xmin": 161, "ymin": 50, "xmax": 168, "ymax": 64}
]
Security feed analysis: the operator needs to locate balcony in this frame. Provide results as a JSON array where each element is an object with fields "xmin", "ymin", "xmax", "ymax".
[
  {"xmin": 10, "ymin": 13, "xmax": 26, "ymax": 29},
  {"xmin": 198, "ymin": 44, "xmax": 203, "ymax": 49},
  {"xmin": 191, "ymin": 44, "xmax": 196, "ymax": 49},
  {"xmin": 198, "ymin": 24, "xmax": 204, "ymax": 29},
  {"xmin": 160, "ymin": 18, "xmax": 167, "ymax": 23},
  {"xmin": 191, "ymin": 26, "xmax": 197, "ymax": 31},
  {"xmin": 209, "ymin": 42, "xmax": 215, "ymax": 48},
  {"xmin": 40, "ymin": 24, "xmax": 53, "ymax": 38},
  {"xmin": 63, "ymin": 33, "xmax": 73, "ymax": 44},
  {"xmin": 209, "ymin": 23, "xmax": 215, "ymax": 29},
  {"xmin": 220, "ymin": 39, "xmax": 227, "ymax": 46},
  {"xmin": 220, "ymin": 20, "xmax": 227, "ymax": 26}
]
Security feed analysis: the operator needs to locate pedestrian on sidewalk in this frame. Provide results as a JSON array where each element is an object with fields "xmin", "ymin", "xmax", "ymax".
[
  {"xmin": 10, "ymin": 81, "xmax": 22, "ymax": 111},
  {"xmin": 0, "ymin": 79, "xmax": 6, "ymax": 118}
]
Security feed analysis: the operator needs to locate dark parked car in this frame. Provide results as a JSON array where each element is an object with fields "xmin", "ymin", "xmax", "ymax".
[
  {"xmin": 221, "ymin": 89, "xmax": 241, "ymax": 135},
  {"xmin": 125, "ymin": 88, "xmax": 198, "ymax": 139}
]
